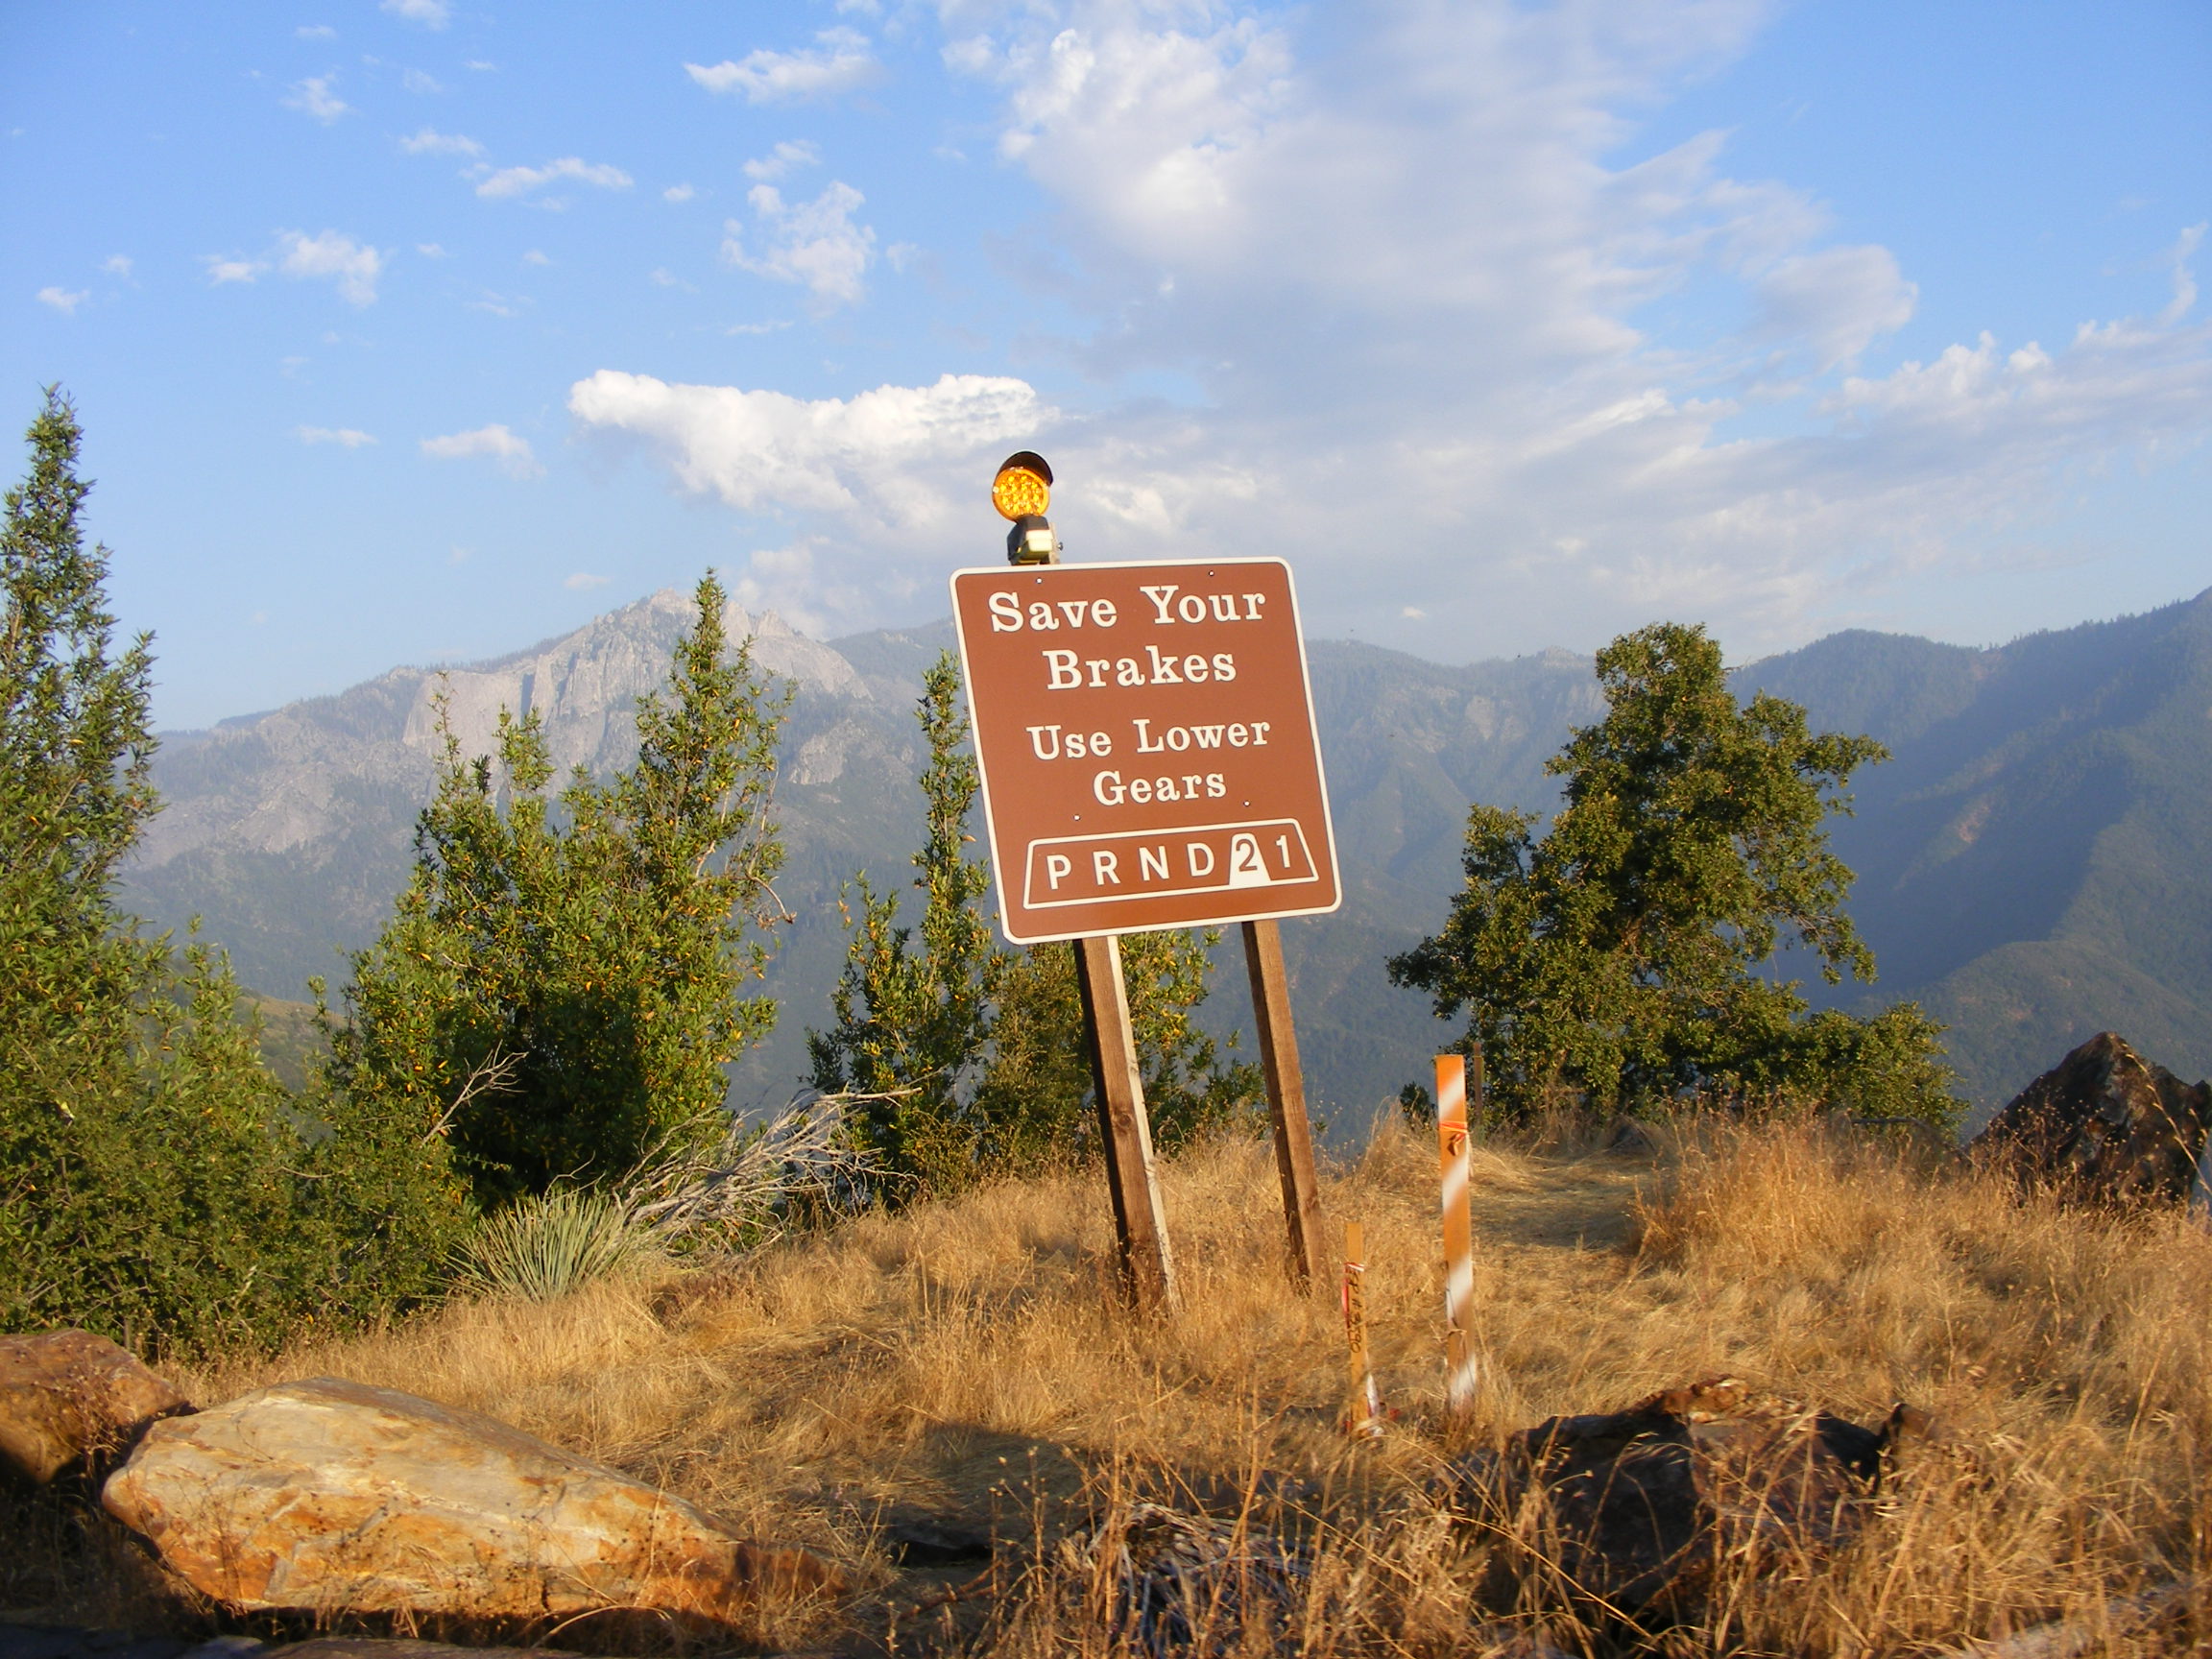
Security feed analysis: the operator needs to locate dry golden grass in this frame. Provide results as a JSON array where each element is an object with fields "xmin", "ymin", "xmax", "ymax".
[{"xmin": 16, "ymin": 1115, "xmax": 2212, "ymax": 1655}]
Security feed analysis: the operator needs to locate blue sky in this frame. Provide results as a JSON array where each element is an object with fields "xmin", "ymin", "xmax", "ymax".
[{"xmin": 5, "ymin": 0, "xmax": 2207, "ymax": 729}]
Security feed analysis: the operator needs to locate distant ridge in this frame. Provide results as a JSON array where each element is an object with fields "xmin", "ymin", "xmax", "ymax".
[
  {"xmin": 129, "ymin": 587, "xmax": 2212, "ymax": 1121},
  {"xmin": 1742, "ymin": 588, "xmax": 2212, "ymax": 1122}
]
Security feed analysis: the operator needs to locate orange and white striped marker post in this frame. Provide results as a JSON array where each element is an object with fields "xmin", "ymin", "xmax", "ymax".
[
  {"xmin": 1341, "ymin": 1220, "xmax": 1384, "ymax": 1439},
  {"xmin": 1436, "ymin": 1051, "xmax": 1481, "ymax": 1417}
]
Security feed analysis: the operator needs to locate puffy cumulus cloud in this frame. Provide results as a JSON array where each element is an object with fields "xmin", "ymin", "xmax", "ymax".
[
  {"xmin": 36, "ymin": 287, "xmax": 88, "ymax": 314},
  {"xmin": 567, "ymin": 369, "xmax": 1050, "ymax": 530},
  {"xmin": 743, "ymin": 139, "xmax": 821, "ymax": 181},
  {"xmin": 685, "ymin": 29, "xmax": 878, "ymax": 103},
  {"xmin": 917, "ymin": 0, "xmax": 2212, "ymax": 657},
  {"xmin": 297, "ymin": 425, "xmax": 376, "ymax": 446},
  {"xmin": 277, "ymin": 229, "xmax": 384, "ymax": 304},
  {"xmin": 400, "ymin": 126, "xmax": 482, "ymax": 156},
  {"xmin": 476, "ymin": 156, "xmax": 633, "ymax": 201},
  {"xmin": 421, "ymin": 422, "xmax": 542, "ymax": 478},
  {"xmin": 203, "ymin": 255, "xmax": 266, "ymax": 286},
  {"xmin": 720, "ymin": 180, "xmax": 876, "ymax": 308},
  {"xmin": 282, "ymin": 74, "xmax": 349, "ymax": 123},
  {"xmin": 381, "ymin": 0, "xmax": 450, "ymax": 28}
]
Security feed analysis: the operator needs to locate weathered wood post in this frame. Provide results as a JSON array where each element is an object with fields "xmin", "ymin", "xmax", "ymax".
[
  {"xmin": 1074, "ymin": 932, "xmax": 1179, "ymax": 1312},
  {"xmin": 1242, "ymin": 917, "xmax": 1327, "ymax": 1293},
  {"xmin": 1341, "ymin": 1219, "xmax": 1383, "ymax": 1438}
]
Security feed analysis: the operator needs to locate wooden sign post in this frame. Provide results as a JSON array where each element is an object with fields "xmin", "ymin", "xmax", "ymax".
[
  {"xmin": 1073, "ymin": 933, "xmax": 1179, "ymax": 1312},
  {"xmin": 1243, "ymin": 917, "xmax": 1327, "ymax": 1291},
  {"xmin": 951, "ymin": 542, "xmax": 1342, "ymax": 1313},
  {"xmin": 1436, "ymin": 1051, "xmax": 1480, "ymax": 1416}
]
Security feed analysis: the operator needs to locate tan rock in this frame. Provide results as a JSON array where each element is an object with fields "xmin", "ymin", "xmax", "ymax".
[
  {"xmin": 0, "ymin": 1328, "xmax": 193, "ymax": 1484},
  {"xmin": 102, "ymin": 1377, "xmax": 841, "ymax": 1621}
]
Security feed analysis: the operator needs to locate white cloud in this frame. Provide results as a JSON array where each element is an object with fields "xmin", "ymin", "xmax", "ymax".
[
  {"xmin": 662, "ymin": 182, "xmax": 696, "ymax": 204},
  {"xmin": 475, "ymin": 156, "xmax": 633, "ymax": 201},
  {"xmin": 297, "ymin": 425, "xmax": 376, "ymax": 446},
  {"xmin": 891, "ymin": 0, "xmax": 2212, "ymax": 659},
  {"xmin": 521, "ymin": 249, "xmax": 550, "ymax": 266},
  {"xmin": 567, "ymin": 369, "xmax": 1049, "ymax": 533},
  {"xmin": 402, "ymin": 68, "xmax": 445, "ymax": 94},
  {"xmin": 685, "ymin": 29, "xmax": 877, "ymax": 103},
  {"xmin": 381, "ymin": 0, "xmax": 450, "ymax": 28},
  {"xmin": 649, "ymin": 268, "xmax": 695, "ymax": 291},
  {"xmin": 417, "ymin": 241, "xmax": 446, "ymax": 257},
  {"xmin": 400, "ymin": 126, "xmax": 483, "ymax": 156},
  {"xmin": 563, "ymin": 571, "xmax": 611, "ymax": 590},
  {"xmin": 296, "ymin": 24, "xmax": 336, "ymax": 39},
  {"xmin": 101, "ymin": 254, "xmax": 132, "ymax": 277},
  {"xmin": 36, "ymin": 287, "xmax": 88, "ymax": 314},
  {"xmin": 282, "ymin": 74, "xmax": 349, "ymax": 123},
  {"xmin": 1754, "ymin": 245, "xmax": 1917, "ymax": 371},
  {"xmin": 2162, "ymin": 222, "xmax": 2205, "ymax": 325},
  {"xmin": 720, "ymin": 180, "xmax": 875, "ymax": 309},
  {"xmin": 277, "ymin": 229, "xmax": 384, "ymax": 304},
  {"xmin": 204, "ymin": 255, "xmax": 266, "ymax": 286},
  {"xmin": 421, "ymin": 422, "xmax": 542, "ymax": 478},
  {"xmin": 742, "ymin": 139, "xmax": 820, "ymax": 181}
]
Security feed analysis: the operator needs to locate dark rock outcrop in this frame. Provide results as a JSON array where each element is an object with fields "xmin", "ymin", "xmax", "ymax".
[
  {"xmin": 1447, "ymin": 1378, "xmax": 1934, "ymax": 1619},
  {"xmin": 1970, "ymin": 1032, "xmax": 2212, "ymax": 1204}
]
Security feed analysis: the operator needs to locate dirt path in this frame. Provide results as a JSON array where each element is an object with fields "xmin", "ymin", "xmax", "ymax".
[{"xmin": 1472, "ymin": 1151, "xmax": 1650, "ymax": 1257}]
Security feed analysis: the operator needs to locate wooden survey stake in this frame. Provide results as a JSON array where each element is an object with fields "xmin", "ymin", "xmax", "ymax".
[
  {"xmin": 1341, "ymin": 1220, "xmax": 1383, "ymax": 1439},
  {"xmin": 1436, "ymin": 1052, "xmax": 1480, "ymax": 1416},
  {"xmin": 1074, "ymin": 933, "xmax": 1179, "ymax": 1313}
]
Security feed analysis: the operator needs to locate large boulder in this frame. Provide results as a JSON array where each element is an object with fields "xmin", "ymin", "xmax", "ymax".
[
  {"xmin": 1971, "ymin": 1032, "xmax": 2212, "ymax": 1204},
  {"xmin": 0, "ymin": 1329, "xmax": 193, "ymax": 1484},
  {"xmin": 101, "ymin": 1377, "xmax": 841, "ymax": 1621}
]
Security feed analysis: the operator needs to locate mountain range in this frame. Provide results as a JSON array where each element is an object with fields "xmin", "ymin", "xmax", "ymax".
[{"xmin": 124, "ymin": 584, "xmax": 2212, "ymax": 1129}]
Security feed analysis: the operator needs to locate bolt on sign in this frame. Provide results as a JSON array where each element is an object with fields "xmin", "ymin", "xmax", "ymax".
[{"xmin": 950, "ymin": 558, "xmax": 1342, "ymax": 944}]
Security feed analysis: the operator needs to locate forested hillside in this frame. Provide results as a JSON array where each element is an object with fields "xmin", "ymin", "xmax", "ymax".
[{"xmin": 1743, "ymin": 588, "xmax": 2212, "ymax": 1120}]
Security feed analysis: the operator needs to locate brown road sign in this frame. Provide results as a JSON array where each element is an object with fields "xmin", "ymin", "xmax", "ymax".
[{"xmin": 951, "ymin": 557, "xmax": 1341, "ymax": 944}]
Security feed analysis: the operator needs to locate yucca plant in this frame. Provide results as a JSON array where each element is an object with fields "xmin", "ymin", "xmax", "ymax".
[{"xmin": 450, "ymin": 1184, "xmax": 662, "ymax": 1303}]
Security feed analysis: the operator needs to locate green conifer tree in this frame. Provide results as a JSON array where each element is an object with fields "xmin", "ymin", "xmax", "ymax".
[
  {"xmin": 326, "ymin": 574, "xmax": 789, "ymax": 1206},
  {"xmin": 0, "ymin": 391, "xmax": 460, "ymax": 1352}
]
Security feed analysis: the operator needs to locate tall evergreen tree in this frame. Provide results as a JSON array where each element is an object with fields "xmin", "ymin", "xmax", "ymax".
[
  {"xmin": 807, "ymin": 651, "xmax": 999, "ymax": 1191},
  {"xmin": 327, "ymin": 573, "xmax": 790, "ymax": 1206},
  {"xmin": 0, "ymin": 391, "xmax": 460, "ymax": 1353},
  {"xmin": 1390, "ymin": 621, "xmax": 1958, "ymax": 1124}
]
